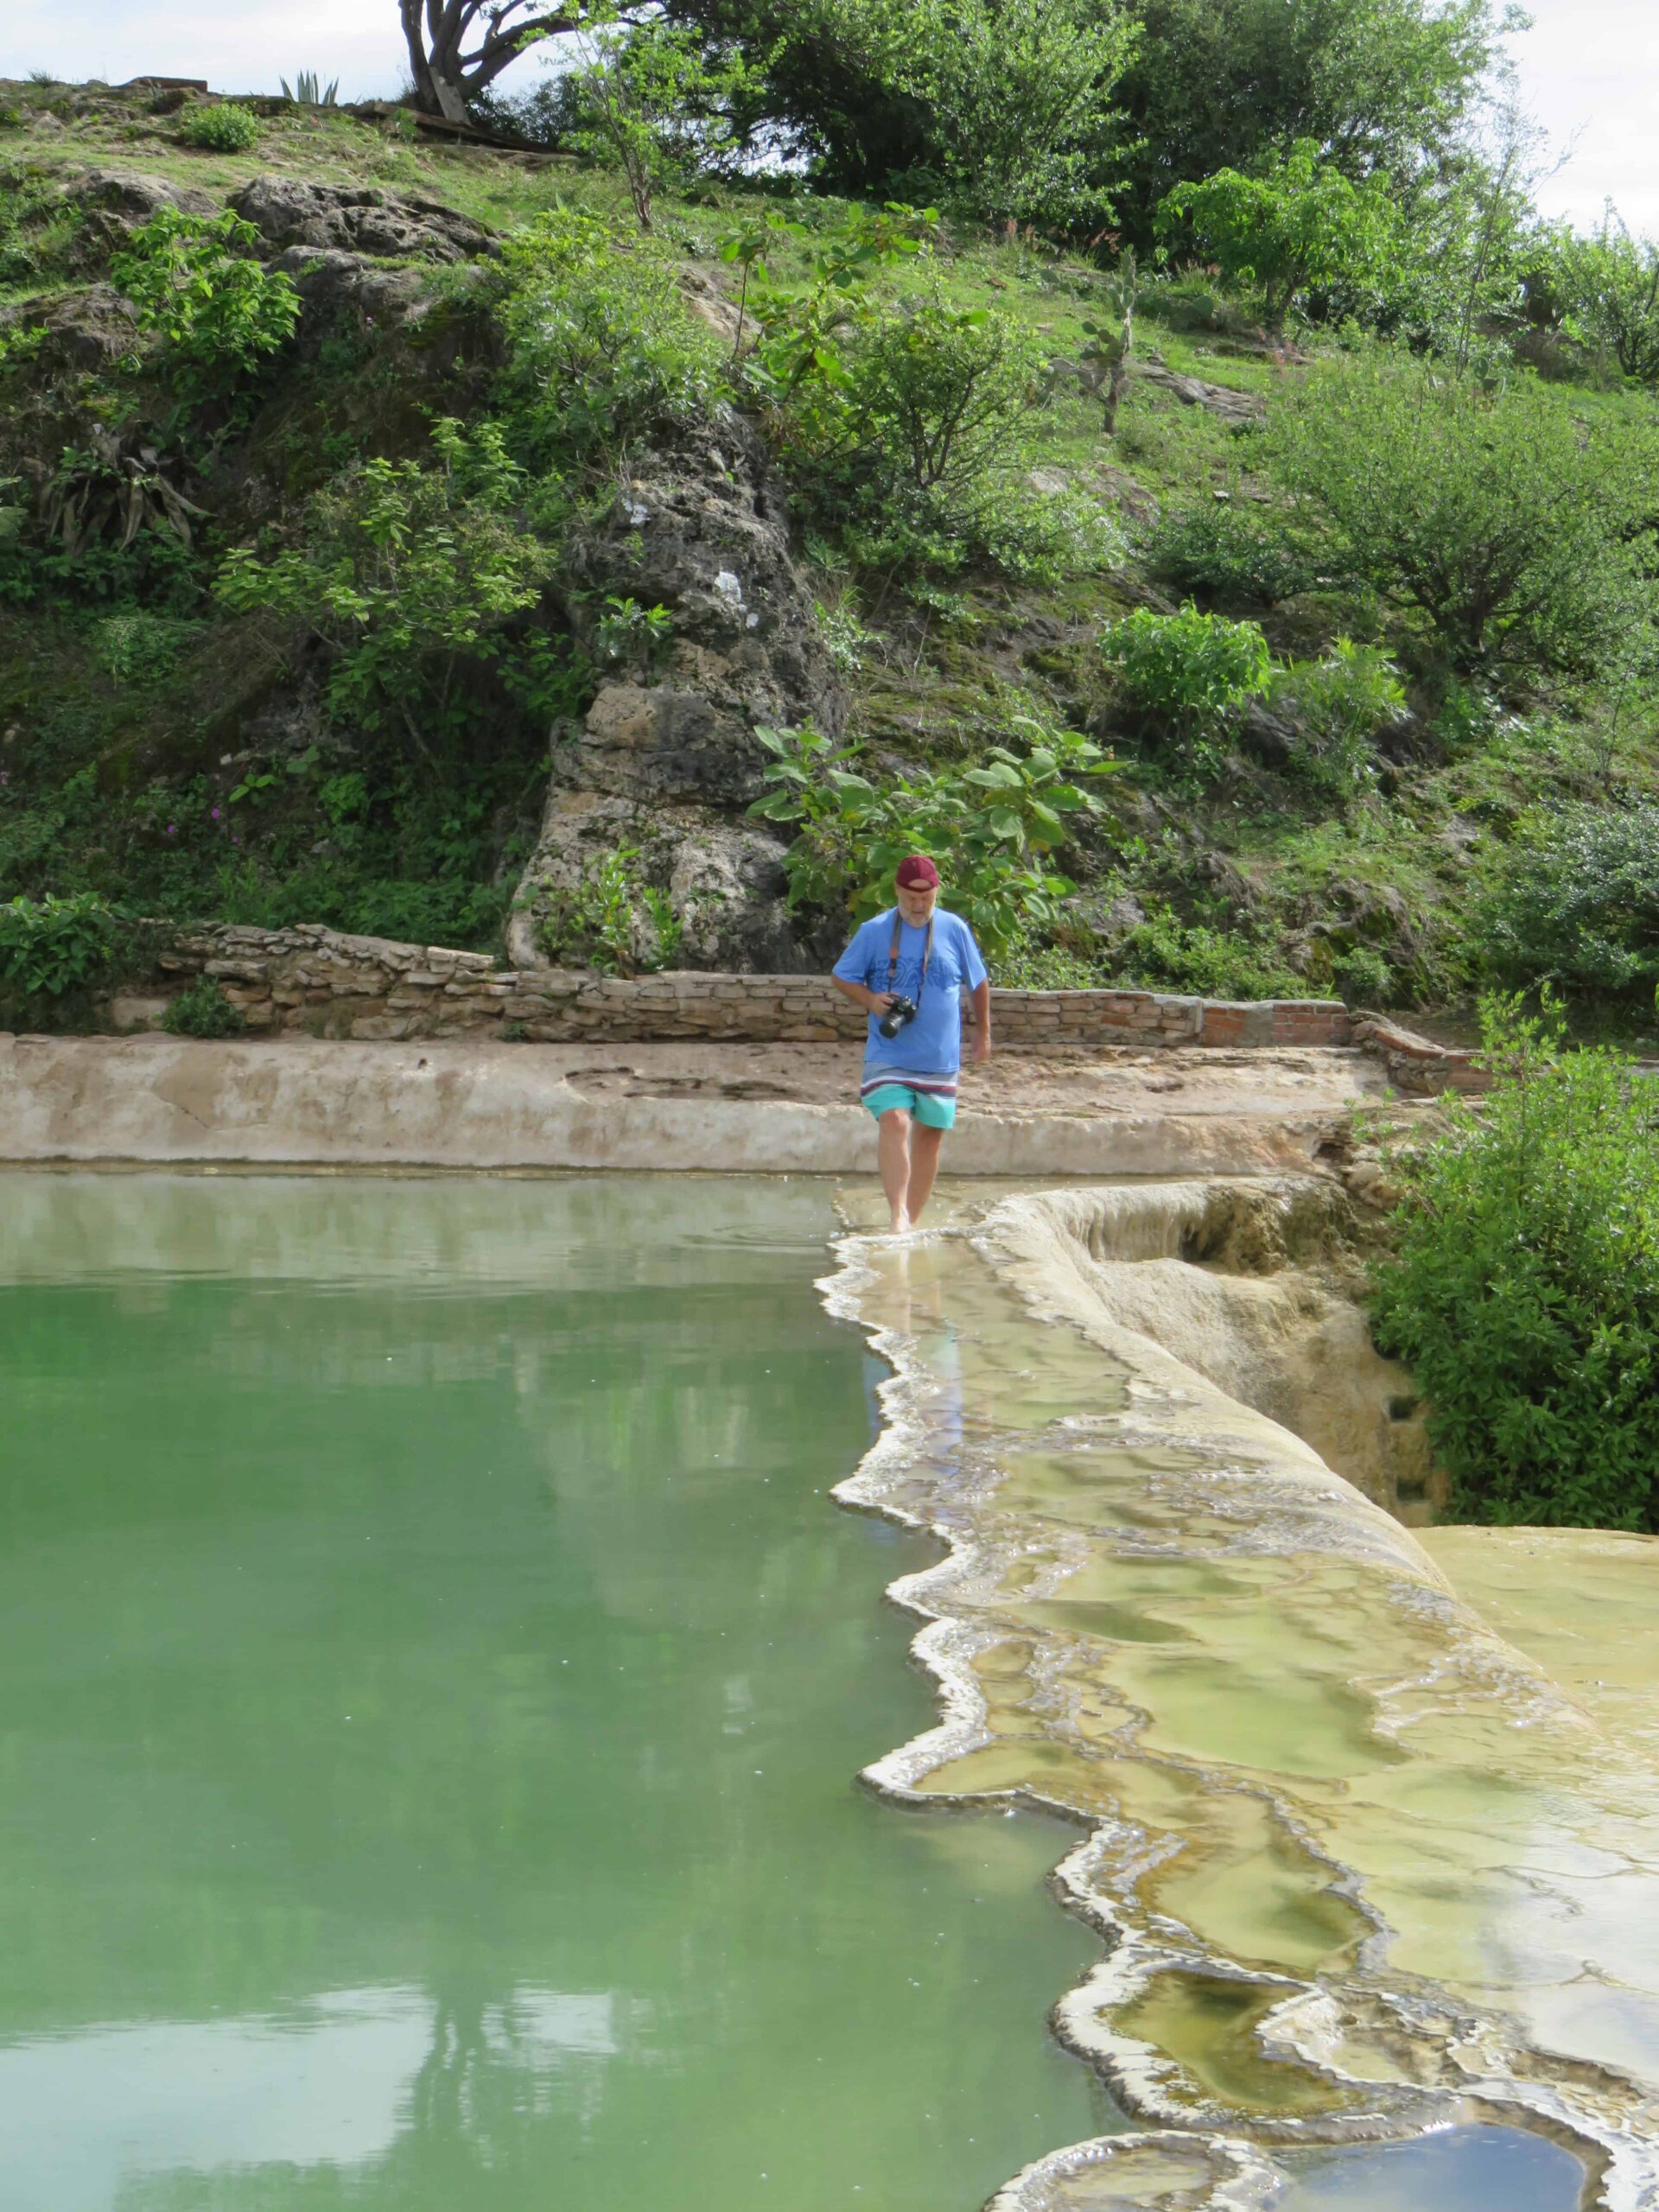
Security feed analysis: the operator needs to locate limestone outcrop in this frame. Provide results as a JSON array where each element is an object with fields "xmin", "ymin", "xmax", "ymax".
[
  {"xmin": 228, "ymin": 177, "xmax": 498, "ymax": 263},
  {"xmin": 507, "ymin": 413, "xmax": 847, "ymax": 976}
]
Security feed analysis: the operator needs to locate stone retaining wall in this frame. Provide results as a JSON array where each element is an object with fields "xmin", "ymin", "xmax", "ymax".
[
  {"xmin": 126, "ymin": 922, "xmax": 1353, "ymax": 1052},
  {"xmin": 1351, "ymin": 1015, "xmax": 1489, "ymax": 1096}
]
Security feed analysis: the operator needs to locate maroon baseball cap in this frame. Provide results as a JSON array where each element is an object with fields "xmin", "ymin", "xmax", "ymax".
[{"xmin": 894, "ymin": 855, "xmax": 939, "ymax": 890}]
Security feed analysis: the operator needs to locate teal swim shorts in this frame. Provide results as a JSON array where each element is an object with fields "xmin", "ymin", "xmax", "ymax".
[{"xmin": 861, "ymin": 1082, "xmax": 957, "ymax": 1129}]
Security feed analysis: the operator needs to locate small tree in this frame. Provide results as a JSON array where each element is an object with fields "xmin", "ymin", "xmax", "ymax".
[
  {"xmin": 1157, "ymin": 137, "xmax": 1401, "ymax": 334},
  {"xmin": 888, "ymin": 0, "xmax": 1139, "ymax": 232},
  {"xmin": 560, "ymin": 13, "xmax": 760, "ymax": 231},
  {"xmin": 1554, "ymin": 207, "xmax": 1659, "ymax": 386}
]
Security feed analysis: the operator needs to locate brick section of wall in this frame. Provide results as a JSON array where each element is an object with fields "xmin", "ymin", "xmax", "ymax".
[{"xmin": 136, "ymin": 922, "xmax": 1354, "ymax": 1051}]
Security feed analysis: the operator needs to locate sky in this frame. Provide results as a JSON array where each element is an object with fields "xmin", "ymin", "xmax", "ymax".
[{"xmin": 2, "ymin": 0, "xmax": 1656, "ymax": 235}]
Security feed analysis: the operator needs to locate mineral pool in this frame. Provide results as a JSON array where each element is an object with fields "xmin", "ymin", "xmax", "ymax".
[{"xmin": 0, "ymin": 1172, "xmax": 1109, "ymax": 2212}]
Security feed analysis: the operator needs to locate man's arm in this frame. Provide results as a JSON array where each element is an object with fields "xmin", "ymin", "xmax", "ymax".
[{"xmin": 969, "ymin": 978, "xmax": 992, "ymax": 1064}]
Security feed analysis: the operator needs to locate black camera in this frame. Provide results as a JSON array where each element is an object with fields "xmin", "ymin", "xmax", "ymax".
[{"xmin": 877, "ymin": 995, "xmax": 918, "ymax": 1039}]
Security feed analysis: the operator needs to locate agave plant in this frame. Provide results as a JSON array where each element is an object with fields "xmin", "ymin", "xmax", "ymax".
[
  {"xmin": 41, "ymin": 434, "xmax": 207, "ymax": 555},
  {"xmin": 280, "ymin": 70, "xmax": 340, "ymax": 105}
]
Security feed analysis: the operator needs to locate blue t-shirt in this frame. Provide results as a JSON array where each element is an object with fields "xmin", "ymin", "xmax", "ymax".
[{"xmin": 833, "ymin": 907, "xmax": 988, "ymax": 1075}]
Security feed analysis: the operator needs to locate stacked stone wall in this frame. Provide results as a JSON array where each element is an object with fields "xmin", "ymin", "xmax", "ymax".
[{"xmin": 121, "ymin": 922, "xmax": 1356, "ymax": 1051}]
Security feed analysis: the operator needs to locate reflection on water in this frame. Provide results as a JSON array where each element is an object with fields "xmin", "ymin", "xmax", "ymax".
[
  {"xmin": 1280, "ymin": 2125, "xmax": 1586, "ymax": 2212},
  {"xmin": 0, "ymin": 1173, "xmax": 1108, "ymax": 2212}
]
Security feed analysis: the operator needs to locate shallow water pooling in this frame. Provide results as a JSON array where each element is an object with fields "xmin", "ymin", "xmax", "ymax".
[
  {"xmin": 0, "ymin": 1172, "xmax": 1109, "ymax": 2212},
  {"xmin": 831, "ymin": 1189, "xmax": 1659, "ymax": 2209}
]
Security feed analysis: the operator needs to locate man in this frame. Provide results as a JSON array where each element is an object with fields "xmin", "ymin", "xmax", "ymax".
[{"xmin": 831, "ymin": 855, "xmax": 991, "ymax": 1234}]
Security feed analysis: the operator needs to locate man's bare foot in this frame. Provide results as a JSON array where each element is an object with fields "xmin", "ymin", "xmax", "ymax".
[{"xmin": 888, "ymin": 1206, "xmax": 911, "ymax": 1235}]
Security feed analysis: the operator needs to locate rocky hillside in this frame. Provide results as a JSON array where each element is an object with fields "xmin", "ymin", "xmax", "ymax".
[{"xmin": 3, "ymin": 77, "xmax": 1657, "ymax": 1033}]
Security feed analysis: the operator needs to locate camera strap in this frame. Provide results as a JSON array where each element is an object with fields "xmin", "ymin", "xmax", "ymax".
[{"xmin": 887, "ymin": 908, "xmax": 933, "ymax": 995}]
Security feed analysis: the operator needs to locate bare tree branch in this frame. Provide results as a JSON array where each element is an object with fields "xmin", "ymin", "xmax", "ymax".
[{"xmin": 397, "ymin": 0, "xmax": 583, "ymax": 121}]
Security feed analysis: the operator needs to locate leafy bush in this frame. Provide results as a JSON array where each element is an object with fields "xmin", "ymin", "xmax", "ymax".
[
  {"xmin": 1267, "ymin": 639, "xmax": 1404, "ymax": 797},
  {"xmin": 1102, "ymin": 603, "xmax": 1271, "ymax": 779},
  {"xmin": 1551, "ymin": 212, "xmax": 1659, "ymax": 385},
  {"xmin": 1158, "ymin": 138, "xmax": 1402, "ymax": 334},
  {"xmin": 749, "ymin": 719, "xmax": 1119, "ymax": 955},
  {"xmin": 176, "ymin": 102, "xmax": 260, "ymax": 152},
  {"xmin": 537, "ymin": 846, "xmax": 681, "ymax": 975},
  {"xmin": 1471, "ymin": 802, "xmax": 1659, "ymax": 998},
  {"xmin": 1370, "ymin": 1001, "xmax": 1659, "ymax": 1529},
  {"xmin": 162, "ymin": 975, "xmax": 246, "ymax": 1038},
  {"xmin": 993, "ymin": 923, "xmax": 1100, "ymax": 987},
  {"xmin": 1269, "ymin": 357, "xmax": 1659, "ymax": 679},
  {"xmin": 109, "ymin": 206, "xmax": 299, "ymax": 398},
  {"xmin": 0, "ymin": 891, "xmax": 123, "ymax": 1018},
  {"xmin": 837, "ymin": 285, "xmax": 1051, "ymax": 499},
  {"xmin": 1103, "ymin": 604, "xmax": 1272, "ymax": 722},
  {"xmin": 1145, "ymin": 499, "xmax": 1315, "ymax": 606},
  {"xmin": 1110, "ymin": 906, "xmax": 1304, "ymax": 998},
  {"xmin": 215, "ymin": 418, "xmax": 556, "ymax": 733},
  {"xmin": 741, "ymin": 232, "xmax": 1119, "ymax": 582},
  {"xmin": 785, "ymin": 278, "xmax": 1105, "ymax": 577},
  {"xmin": 92, "ymin": 611, "xmax": 196, "ymax": 686},
  {"xmin": 498, "ymin": 208, "xmax": 723, "ymax": 466}
]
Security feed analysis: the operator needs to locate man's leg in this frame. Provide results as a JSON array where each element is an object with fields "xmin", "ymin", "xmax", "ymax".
[
  {"xmin": 877, "ymin": 1108, "xmax": 913, "ymax": 1233},
  {"xmin": 906, "ymin": 1122, "xmax": 946, "ymax": 1224}
]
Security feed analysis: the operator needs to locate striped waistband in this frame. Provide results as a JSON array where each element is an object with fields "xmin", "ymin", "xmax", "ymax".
[{"xmin": 860, "ymin": 1067, "xmax": 959, "ymax": 1098}]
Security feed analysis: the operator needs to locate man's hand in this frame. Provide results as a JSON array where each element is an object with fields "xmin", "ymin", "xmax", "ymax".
[
  {"xmin": 971, "ymin": 1029, "xmax": 993, "ymax": 1065},
  {"xmin": 833, "ymin": 976, "xmax": 896, "ymax": 1015}
]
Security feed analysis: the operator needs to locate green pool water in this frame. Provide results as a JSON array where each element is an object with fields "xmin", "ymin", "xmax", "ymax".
[{"xmin": 0, "ymin": 1173, "xmax": 1108, "ymax": 2212}]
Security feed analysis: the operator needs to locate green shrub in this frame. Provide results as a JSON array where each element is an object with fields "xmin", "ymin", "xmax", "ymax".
[
  {"xmin": 1370, "ymin": 1001, "xmax": 1659, "ymax": 1529},
  {"xmin": 1110, "ymin": 906, "xmax": 1304, "ymax": 999},
  {"xmin": 993, "ymin": 926, "xmax": 1100, "ymax": 988},
  {"xmin": 498, "ymin": 208, "xmax": 723, "ymax": 467},
  {"xmin": 215, "ymin": 417, "xmax": 556, "ymax": 733},
  {"xmin": 162, "ymin": 975, "xmax": 246, "ymax": 1037},
  {"xmin": 1269, "ymin": 357, "xmax": 1659, "ymax": 679},
  {"xmin": 1145, "ymin": 499, "xmax": 1315, "ymax": 606},
  {"xmin": 1471, "ymin": 802, "xmax": 1659, "ymax": 999},
  {"xmin": 749, "ymin": 718, "xmax": 1119, "ymax": 956},
  {"xmin": 537, "ymin": 846, "xmax": 680, "ymax": 976},
  {"xmin": 760, "ymin": 257, "xmax": 1120, "ymax": 582},
  {"xmin": 92, "ymin": 611, "xmax": 196, "ymax": 686},
  {"xmin": 0, "ymin": 891, "xmax": 123, "ymax": 1018},
  {"xmin": 176, "ymin": 102, "xmax": 260, "ymax": 152},
  {"xmin": 109, "ymin": 206, "xmax": 299, "ymax": 398},
  {"xmin": 1267, "ymin": 639, "xmax": 1404, "ymax": 797},
  {"xmin": 840, "ymin": 288, "xmax": 1052, "ymax": 497},
  {"xmin": 1101, "ymin": 603, "xmax": 1271, "ymax": 780}
]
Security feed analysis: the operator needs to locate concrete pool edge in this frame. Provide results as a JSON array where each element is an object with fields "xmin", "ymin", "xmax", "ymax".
[
  {"xmin": 0, "ymin": 1033, "xmax": 1341, "ymax": 1178},
  {"xmin": 819, "ymin": 1185, "xmax": 1654, "ymax": 2212}
]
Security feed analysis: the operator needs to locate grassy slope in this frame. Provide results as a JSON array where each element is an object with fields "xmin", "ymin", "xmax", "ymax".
[{"xmin": 3, "ymin": 82, "xmax": 1657, "ymax": 1023}]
